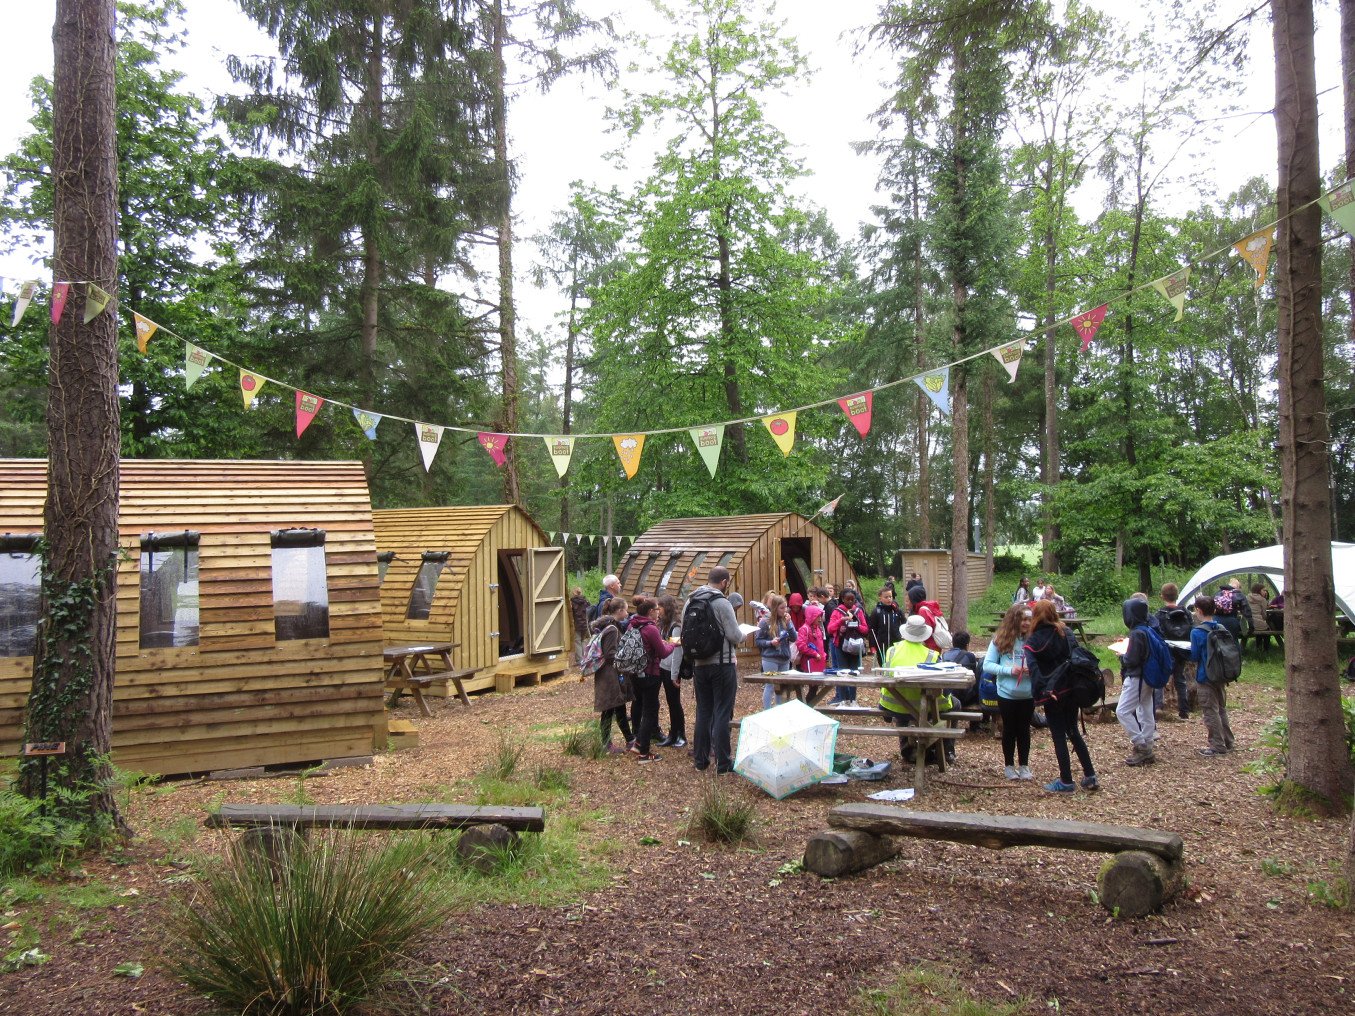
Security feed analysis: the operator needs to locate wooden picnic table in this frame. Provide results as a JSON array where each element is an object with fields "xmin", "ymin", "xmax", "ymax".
[
  {"xmin": 741, "ymin": 665, "xmax": 974, "ymax": 792},
  {"xmin": 383, "ymin": 642, "xmax": 469, "ymax": 717}
]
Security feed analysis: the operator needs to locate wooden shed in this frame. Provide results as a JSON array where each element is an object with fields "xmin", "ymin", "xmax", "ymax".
[
  {"xmin": 0, "ymin": 459, "xmax": 387, "ymax": 777},
  {"xmin": 897, "ymin": 549, "xmax": 988, "ymax": 616},
  {"xmin": 616, "ymin": 513, "xmax": 857, "ymax": 626},
  {"xmin": 372, "ymin": 507, "xmax": 568, "ymax": 694}
]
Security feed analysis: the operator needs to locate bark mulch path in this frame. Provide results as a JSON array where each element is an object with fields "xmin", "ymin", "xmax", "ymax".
[{"xmin": 3, "ymin": 668, "xmax": 1352, "ymax": 1015}]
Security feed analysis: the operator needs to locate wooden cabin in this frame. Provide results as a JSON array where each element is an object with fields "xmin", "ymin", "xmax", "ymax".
[
  {"xmin": 372, "ymin": 507, "xmax": 568, "ymax": 693},
  {"xmin": 616, "ymin": 513, "xmax": 857, "ymax": 626},
  {"xmin": 0, "ymin": 459, "xmax": 387, "ymax": 777},
  {"xmin": 897, "ymin": 549, "xmax": 988, "ymax": 616}
]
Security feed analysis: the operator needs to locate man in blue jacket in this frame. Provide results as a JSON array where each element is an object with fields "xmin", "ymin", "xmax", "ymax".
[{"xmin": 1190, "ymin": 595, "xmax": 1236, "ymax": 756}]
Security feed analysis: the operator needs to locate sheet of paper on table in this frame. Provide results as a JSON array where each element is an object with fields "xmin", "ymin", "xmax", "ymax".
[{"xmin": 738, "ymin": 623, "xmax": 760, "ymax": 639}]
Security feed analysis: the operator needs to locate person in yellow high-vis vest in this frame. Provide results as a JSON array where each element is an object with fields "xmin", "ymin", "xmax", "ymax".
[{"xmin": 881, "ymin": 615, "xmax": 956, "ymax": 765}]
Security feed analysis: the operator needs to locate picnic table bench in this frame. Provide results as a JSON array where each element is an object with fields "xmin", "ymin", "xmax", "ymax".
[
  {"xmin": 805, "ymin": 804, "xmax": 1184, "ymax": 917},
  {"xmin": 384, "ymin": 642, "xmax": 471, "ymax": 716}
]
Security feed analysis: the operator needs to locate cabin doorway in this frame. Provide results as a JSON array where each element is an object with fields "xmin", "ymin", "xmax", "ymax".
[
  {"xmin": 497, "ymin": 550, "xmax": 526, "ymax": 658},
  {"xmin": 780, "ymin": 538, "xmax": 813, "ymax": 597}
]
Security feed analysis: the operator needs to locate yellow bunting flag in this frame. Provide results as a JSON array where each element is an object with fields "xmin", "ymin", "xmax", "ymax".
[
  {"xmin": 613, "ymin": 434, "xmax": 646, "ymax": 479},
  {"xmin": 133, "ymin": 312, "xmax": 158, "ymax": 353},
  {"xmin": 762, "ymin": 412, "xmax": 797, "ymax": 456},
  {"xmin": 1233, "ymin": 227, "xmax": 1275, "ymax": 288},
  {"xmin": 1151, "ymin": 267, "xmax": 1190, "ymax": 322},
  {"xmin": 83, "ymin": 283, "xmax": 112, "ymax": 323},
  {"xmin": 239, "ymin": 369, "xmax": 267, "ymax": 408},
  {"xmin": 544, "ymin": 435, "xmax": 575, "ymax": 478},
  {"xmin": 990, "ymin": 341, "xmax": 1025, "ymax": 383},
  {"xmin": 416, "ymin": 422, "xmax": 444, "ymax": 471}
]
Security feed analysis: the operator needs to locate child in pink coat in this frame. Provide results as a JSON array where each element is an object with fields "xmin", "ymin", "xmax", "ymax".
[{"xmin": 797, "ymin": 602, "xmax": 828, "ymax": 674}]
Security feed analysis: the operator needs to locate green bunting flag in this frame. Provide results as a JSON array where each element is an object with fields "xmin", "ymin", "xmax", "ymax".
[
  {"xmin": 688, "ymin": 425, "xmax": 724, "ymax": 476},
  {"xmin": 184, "ymin": 342, "xmax": 212, "ymax": 389},
  {"xmin": 1151, "ymin": 268, "xmax": 1190, "ymax": 322}
]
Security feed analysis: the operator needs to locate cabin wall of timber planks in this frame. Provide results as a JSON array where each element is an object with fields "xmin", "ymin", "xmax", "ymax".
[
  {"xmin": 0, "ymin": 459, "xmax": 387, "ymax": 777},
  {"xmin": 371, "ymin": 506, "xmax": 566, "ymax": 692},
  {"xmin": 614, "ymin": 514, "xmax": 857, "ymax": 630},
  {"xmin": 897, "ymin": 550, "xmax": 989, "ymax": 616}
]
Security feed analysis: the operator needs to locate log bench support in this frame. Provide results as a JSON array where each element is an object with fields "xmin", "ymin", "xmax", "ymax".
[{"xmin": 805, "ymin": 805, "xmax": 1185, "ymax": 918}]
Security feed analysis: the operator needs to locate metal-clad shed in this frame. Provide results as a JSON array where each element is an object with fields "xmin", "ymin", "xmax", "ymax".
[
  {"xmin": 616, "ymin": 513, "xmax": 857, "ymax": 624},
  {"xmin": 0, "ymin": 459, "xmax": 387, "ymax": 777},
  {"xmin": 372, "ymin": 507, "xmax": 568, "ymax": 693},
  {"xmin": 897, "ymin": 549, "xmax": 988, "ymax": 616}
]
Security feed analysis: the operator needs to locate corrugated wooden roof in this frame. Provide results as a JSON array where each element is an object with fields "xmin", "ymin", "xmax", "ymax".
[{"xmin": 626, "ymin": 513, "xmax": 797, "ymax": 555}]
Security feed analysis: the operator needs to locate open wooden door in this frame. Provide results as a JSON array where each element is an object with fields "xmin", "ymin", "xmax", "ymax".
[{"xmin": 526, "ymin": 547, "xmax": 566, "ymax": 655}]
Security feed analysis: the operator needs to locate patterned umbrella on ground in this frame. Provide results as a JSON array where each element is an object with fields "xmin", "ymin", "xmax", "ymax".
[{"xmin": 734, "ymin": 699, "xmax": 840, "ymax": 800}]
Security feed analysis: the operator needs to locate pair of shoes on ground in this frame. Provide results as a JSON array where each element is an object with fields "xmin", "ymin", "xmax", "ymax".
[
  {"xmin": 635, "ymin": 752, "xmax": 661, "ymax": 763},
  {"xmin": 1004, "ymin": 765, "xmax": 1034, "ymax": 781},
  {"xmin": 1198, "ymin": 746, "xmax": 1230, "ymax": 757},
  {"xmin": 656, "ymin": 735, "xmax": 687, "ymax": 748},
  {"xmin": 1044, "ymin": 774, "xmax": 1098, "ymax": 793},
  {"xmin": 1124, "ymin": 748, "xmax": 1156, "ymax": 767}
]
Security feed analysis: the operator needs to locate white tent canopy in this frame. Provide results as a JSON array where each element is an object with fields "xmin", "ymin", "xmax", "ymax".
[{"xmin": 1178, "ymin": 542, "xmax": 1355, "ymax": 620}]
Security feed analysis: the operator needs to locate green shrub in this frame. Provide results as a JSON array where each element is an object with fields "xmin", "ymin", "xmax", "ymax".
[
  {"xmin": 560, "ymin": 721, "xmax": 607, "ymax": 760},
  {"xmin": 1251, "ymin": 697, "xmax": 1355, "ymax": 778},
  {"xmin": 533, "ymin": 765, "xmax": 571, "ymax": 792},
  {"xmin": 1064, "ymin": 547, "xmax": 1134, "ymax": 616},
  {"xmin": 859, "ymin": 964, "xmax": 1033, "ymax": 1015},
  {"xmin": 172, "ymin": 829, "xmax": 452, "ymax": 1015},
  {"xmin": 688, "ymin": 780, "xmax": 756, "ymax": 845},
  {"xmin": 0, "ymin": 777, "xmax": 109, "ymax": 879}
]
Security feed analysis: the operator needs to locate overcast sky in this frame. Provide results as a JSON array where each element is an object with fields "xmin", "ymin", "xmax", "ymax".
[{"xmin": 0, "ymin": 1, "xmax": 1345, "ymax": 342}]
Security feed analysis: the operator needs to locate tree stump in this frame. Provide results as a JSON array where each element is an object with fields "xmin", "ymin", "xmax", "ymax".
[
  {"xmin": 1098, "ymin": 849, "xmax": 1184, "ymax": 918},
  {"xmin": 456, "ymin": 823, "xmax": 519, "ymax": 874},
  {"xmin": 804, "ymin": 829, "xmax": 899, "ymax": 878},
  {"xmin": 237, "ymin": 825, "xmax": 305, "ymax": 878}
]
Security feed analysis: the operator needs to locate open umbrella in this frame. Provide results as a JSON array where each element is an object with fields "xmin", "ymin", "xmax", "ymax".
[{"xmin": 734, "ymin": 699, "xmax": 840, "ymax": 800}]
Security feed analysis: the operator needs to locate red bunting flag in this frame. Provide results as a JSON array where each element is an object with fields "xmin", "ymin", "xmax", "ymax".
[
  {"xmin": 837, "ymin": 392, "xmax": 873, "ymax": 437},
  {"xmin": 477, "ymin": 431, "xmax": 509, "ymax": 467},
  {"xmin": 295, "ymin": 391, "xmax": 324, "ymax": 438},
  {"xmin": 1071, "ymin": 304, "xmax": 1108, "ymax": 352},
  {"xmin": 51, "ymin": 282, "xmax": 70, "ymax": 324}
]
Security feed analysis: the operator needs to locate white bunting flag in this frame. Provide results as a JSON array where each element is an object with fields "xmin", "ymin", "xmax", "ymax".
[{"xmin": 416, "ymin": 422, "xmax": 444, "ymax": 471}]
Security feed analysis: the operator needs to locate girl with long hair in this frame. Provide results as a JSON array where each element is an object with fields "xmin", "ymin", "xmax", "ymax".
[
  {"xmin": 984, "ymin": 604, "xmax": 1034, "ymax": 780},
  {"xmin": 1024, "ymin": 600, "xmax": 1097, "ymax": 792}
]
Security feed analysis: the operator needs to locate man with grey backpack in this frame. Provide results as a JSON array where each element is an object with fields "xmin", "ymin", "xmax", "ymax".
[{"xmin": 1190, "ymin": 594, "xmax": 1239, "ymax": 756}]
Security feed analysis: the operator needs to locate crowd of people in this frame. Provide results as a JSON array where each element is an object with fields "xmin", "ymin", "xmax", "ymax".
[{"xmin": 566, "ymin": 565, "xmax": 1255, "ymax": 792}]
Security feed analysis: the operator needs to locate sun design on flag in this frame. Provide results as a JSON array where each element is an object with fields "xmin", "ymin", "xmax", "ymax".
[{"xmin": 923, "ymin": 374, "xmax": 944, "ymax": 393}]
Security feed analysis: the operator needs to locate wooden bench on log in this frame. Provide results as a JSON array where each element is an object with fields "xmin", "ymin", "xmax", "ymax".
[
  {"xmin": 207, "ymin": 803, "xmax": 546, "ymax": 872},
  {"xmin": 805, "ymin": 804, "xmax": 1185, "ymax": 919}
]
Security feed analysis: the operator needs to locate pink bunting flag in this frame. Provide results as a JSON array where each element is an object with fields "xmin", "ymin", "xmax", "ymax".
[
  {"xmin": 51, "ymin": 282, "xmax": 70, "ymax": 324},
  {"xmin": 1071, "ymin": 304, "xmax": 1108, "ymax": 352},
  {"xmin": 295, "ymin": 391, "xmax": 324, "ymax": 438},
  {"xmin": 477, "ymin": 432, "xmax": 509, "ymax": 467},
  {"xmin": 837, "ymin": 392, "xmax": 873, "ymax": 437}
]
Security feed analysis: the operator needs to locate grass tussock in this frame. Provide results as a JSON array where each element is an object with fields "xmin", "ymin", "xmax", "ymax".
[
  {"xmin": 482, "ymin": 733, "xmax": 526, "ymax": 781},
  {"xmin": 172, "ymin": 828, "xmax": 453, "ymax": 1015},
  {"xmin": 859, "ymin": 965, "xmax": 1035, "ymax": 1016},
  {"xmin": 687, "ymin": 779, "xmax": 757, "ymax": 845},
  {"xmin": 560, "ymin": 721, "xmax": 607, "ymax": 760}
]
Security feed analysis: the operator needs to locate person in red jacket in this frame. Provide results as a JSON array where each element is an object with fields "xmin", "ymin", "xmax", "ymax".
[
  {"xmin": 826, "ymin": 589, "xmax": 869, "ymax": 703},
  {"xmin": 626, "ymin": 596, "xmax": 674, "ymax": 762},
  {"xmin": 906, "ymin": 584, "xmax": 949, "ymax": 652},
  {"xmin": 787, "ymin": 591, "xmax": 806, "ymax": 631},
  {"xmin": 796, "ymin": 602, "xmax": 828, "ymax": 674}
]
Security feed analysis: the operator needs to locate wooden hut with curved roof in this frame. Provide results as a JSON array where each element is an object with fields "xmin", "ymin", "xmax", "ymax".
[
  {"xmin": 372, "ymin": 506, "xmax": 567, "ymax": 694},
  {"xmin": 615, "ymin": 513, "xmax": 857, "ymax": 625}
]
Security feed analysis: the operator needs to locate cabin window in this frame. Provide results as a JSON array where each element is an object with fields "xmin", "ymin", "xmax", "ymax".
[
  {"xmin": 0, "ymin": 534, "xmax": 41, "ymax": 658},
  {"xmin": 271, "ymin": 529, "xmax": 330, "ymax": 640},
  {"xmin": 636, "ymin": 552, "xmax": 662, "ymax": 591},
  {"xmin": 618, "ymin": 551, "xmax": 639, "ymax": 587},
  {"xmin": 407, "ymin": 551, "xmax": 448, "ymax": 620},
  {"xmin": 376, "ymin": 551, "xmax": 395, "ymax": 585},
  {"xmin": 138, "ymin": 532, "xmax": 200, "ymax": 649},
  {"xmin": 657, "ymin": 552, "xmax": 683, "ymax": 592},
  {"xmin": 717, "ymin": 551, "xmax": 735, "ymax": 569},
  {"xmin": 680, "ymin": 551, "xmax": 709, "ymax": 596}
]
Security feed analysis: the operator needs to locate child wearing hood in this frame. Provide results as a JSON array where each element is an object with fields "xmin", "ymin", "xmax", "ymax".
[
  {"xmin": 1117, "ymin": 596, "xmax": 1158, "ymax": 766},
  {"xmin": 787, "ymin": 592, "xmax": 806, "ymax": 631},
  {"xmin": 796, "ymin": 602, "xmax": 828, "ymax": 674},
  {"xmin": 906, "ymin": 584, "xmax": 951, "ymax": 651}
]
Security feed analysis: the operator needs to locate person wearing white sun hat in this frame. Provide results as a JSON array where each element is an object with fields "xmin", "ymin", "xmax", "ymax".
[{"xmin": 879, "ymin": 615, "xmax": 947, "ymax": 765}]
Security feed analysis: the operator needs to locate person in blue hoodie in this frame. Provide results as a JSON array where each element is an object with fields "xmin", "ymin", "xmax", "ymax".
[
  {"xmin": 1117, "ymin": 597, "xmax": 1158, "ymax": 766},
  {"xmin": 984, "ymin": 605, "xmax": 1035, "ymax": 781},
  {"xmin": 1190, "ymin": 595, "xmax": 1236, "ymax": 756}
]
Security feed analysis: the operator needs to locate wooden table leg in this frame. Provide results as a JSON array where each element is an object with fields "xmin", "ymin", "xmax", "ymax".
[
  {"xmin": 439, "ymin": 651, "xmax": 471, "ymax": 706},
  {"xmin": 409, "ymin": 684, "xmax": 433, "ymax": 719}
]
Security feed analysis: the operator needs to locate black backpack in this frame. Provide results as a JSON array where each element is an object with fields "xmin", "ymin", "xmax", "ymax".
[
  {"xmin": 1037, "ymin": 638, "xmax": 1106, "ymax": 709},
  {"xmin": 1157, "ymin": 606, "xmax": 1192, "ymax": 642},
  {"xmin": 681, "ymin": 593, "xmax": 726, "ymax": 659},
  {"xmin": 1204, "ymin": 623, "xmax": 1242, "ymax": 684}
]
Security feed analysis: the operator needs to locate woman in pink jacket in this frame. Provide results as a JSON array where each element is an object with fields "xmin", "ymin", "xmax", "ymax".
[{"xmin": 797, "ymin": 602, "xmax": 828, "ymax": 674}]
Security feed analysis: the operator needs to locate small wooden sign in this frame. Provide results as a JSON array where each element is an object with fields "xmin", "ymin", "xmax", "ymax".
[{"xmin": 23, "ymin": 741, "xmax": 67, "ymax": 757}]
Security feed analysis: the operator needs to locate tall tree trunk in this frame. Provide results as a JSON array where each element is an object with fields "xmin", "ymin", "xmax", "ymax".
[
  {"xmin": 950, "ymin": 366, "xmax": 970, "ymax": 627},
  {"xmin": 982, "ymin": 368, "xmax": 996, "ymax": 580},
  {"xmin": 360, "ymin": 15, "xmax": 383, "ymax": 374},
  {"xmin": 1273, "ymin": 0, "xmax": 1351, "ymax": 811},
  {"xmin": 492, "ymin": 0, "xmax": 522, "ymax": 504},
  {"xmin": 20, "ymin": 0, "xmax": 126, "ymax": 834},
  {"xmin": 558, "ymin": 247, "xmax": 579, "ymax": 563},
  {"xmin": 1123, "ymin": 159, "xmax": 1152, "ymax": 594},
  {"xmin": 1040, "ymin": 160, "xmax": 1061, "ymax": 573},
  {"xmin": 911, "ymin": 116, "xmax": 931, "ymax": 547},
  {"xmin": 1340, "ymin": 0, "xmax": 1355, "ymax": 888}
]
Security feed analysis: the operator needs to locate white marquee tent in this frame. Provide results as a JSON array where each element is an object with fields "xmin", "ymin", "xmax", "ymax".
[{"xmin": 1178, "ymin": 542, "xmax": 1355, "ymax": 620}]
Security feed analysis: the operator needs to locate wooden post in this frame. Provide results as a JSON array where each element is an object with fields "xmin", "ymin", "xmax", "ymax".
[{"xmin": 1097, "ymin": 850, "xmax": 1184, "ymax": 918}]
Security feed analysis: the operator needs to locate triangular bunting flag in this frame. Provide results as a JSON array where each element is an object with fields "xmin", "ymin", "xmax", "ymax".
[
  {"xmin": 1071, "ymin": 305, "xmax": 1108, "ymax": 353},
  {"xmin": 1319, "ymin": 180, "xmax": 1355, "ymax": 235},
  {"xmin": 184, "ymin": 342, "xmax": 212, "ymax": 388},
  {"xmin": 1233, "ymin": 227, "xmax": 1275, "ymax": 288},
  {"xmin": 11, "ymin": 280, "xmax": 36, "ymax": 326},
  {"xmin": 416, "ymin": 422, "xmax": 444, "ymax": 471},
  {"xmin": 688, "ymin": 425, "xmax": 725, "ymax": 477},
  {"xmin": 50, "ymin": 282, "xmax": 70, "ymax": 324},
  {"xmin": 547, "ymin": 531, "xmax": 556, "ymax": 542},
  {"xmin": 83, "ymin": 283, "xmax": 111, "ymax": 323},
  {"xmin": 544, "ymin": 435, "xmax": 575, "ymax": 478},
  {"xmin": 762, "ymin": 412, "xmax": 797, "ymax": 456},
  {"xmin": 990, "ymin": 340, "xmax": 1026, "ymax": 382},
  {"xmin": 295, "ymin": 391, "xmax": 324, "ymax": 438},
  {"xmin": 837, "ymin": 392, "xmax": 873, "ymax": 437},
  {"xmin": 353, "ymin": 408, "xmax": 382, "ymax": 440},
  {"xmin": 1151, "ymin": 267, "xmax": 1190, "ymax": 322},
  {"xmin": 239, "ymin": 369, "xmax": 267, "ymax": 408},
  {"xmin": 914, "ymin": 368, "xmax": 951, "ymax": 416},
  {"xmin": 477, "ymin": 432, "xmax": 509, "ymax": 467},
  {"xmin": 133, "ymin": 312, "xmax": 158, "ymax": 353},
  {"xmin": 613, "ymin": 434, "xmax": 645, "ymax": 479}
]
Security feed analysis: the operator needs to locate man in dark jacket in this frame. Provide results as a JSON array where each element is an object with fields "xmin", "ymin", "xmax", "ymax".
[
  {"xmin": 688, "ymin": 567, "xmax": 748, "ymax": 775},
  {"xmin": 868, "ymin": 586, "xmax": 906, "ymax": 658}
]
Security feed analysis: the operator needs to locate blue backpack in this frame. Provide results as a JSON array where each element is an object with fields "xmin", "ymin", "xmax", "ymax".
[{"xmin": 1137, "ymin": 625, "xmax": 1174, "ymax": 689}]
